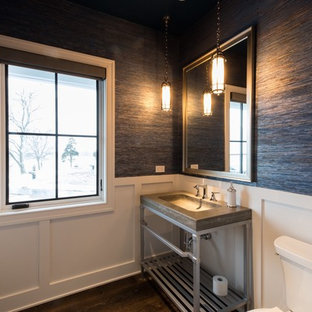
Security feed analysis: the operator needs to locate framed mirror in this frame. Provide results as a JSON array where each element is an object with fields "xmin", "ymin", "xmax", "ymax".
[{"xmin": 183, "ymin": 27, "xmax": 255, "ymax": 182}]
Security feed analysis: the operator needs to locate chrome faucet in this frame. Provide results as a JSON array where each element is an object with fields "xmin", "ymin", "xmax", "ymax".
[
  {"xmin": 194, "ymin": 184, "xmax": 207, "ymax": 199},
  {"xmin": 210, "ymin": 191, "xmax": 220, "ymax": 201}
]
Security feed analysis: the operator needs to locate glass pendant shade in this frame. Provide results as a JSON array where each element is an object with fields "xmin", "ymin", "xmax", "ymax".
[
  {"xmin": 161, "ymin": 81, "xmax": 171, "ymax": 111},
  {"xmin": 211, "ymin": 52, "xmax": 225, "ymax": 94},
  {"xmin": 203, "ymin": 91, "xmax": 212, "ymax": 116}
]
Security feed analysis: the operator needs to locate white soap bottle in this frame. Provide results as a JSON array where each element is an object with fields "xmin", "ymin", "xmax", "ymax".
[{"xmin": 227, "ymin": 182, "xmax": 237, "ymax": 208}]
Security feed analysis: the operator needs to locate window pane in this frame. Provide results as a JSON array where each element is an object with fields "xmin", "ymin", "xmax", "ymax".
[
  {"xmin": 230, "ymin": 155, "xmax": 240, "ymax": 173},
  {"xmin": 242, "ymin": 103, "xmax": 247, "ymax": 141},
  {"xmin": 58, "ymin": 74, "xmax": 97, "ymax": 135},
  {"xmin": 230, "ymin": 142, "xmax": 241, "ymax": 155},
  {"xmin": 230, "ymin": 101, "xmax": 241, "ymax": 141},
  {"xmin": 230, "ymin": 142, "xmax": 241, "ymax": 173},
  {"xmin": 58, "ymin": 137, "xmax": 97, "ymax": 198},
  {"xmin": 8, "ymin": 134, "xmax": 56, "ymax": 203},
  {"xmin": 242, "ymin": 154, "xmax": 247, "ymax": 174},
  {"xmin": 8, "ymin": 65, "xmax": 55, "ymax": 134}
]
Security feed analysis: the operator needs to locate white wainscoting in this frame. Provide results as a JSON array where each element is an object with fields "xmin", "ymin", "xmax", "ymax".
[
  {"xmin": 0, "ymin": 175, "xmax": 178, "ymax": 312},
  {"xmin": 0, "ymin": 223, "xmax": 39, "ymax": 299},
  {"xmin": 177, "ymin": 174, "xmax": 312, "ymax": 310},
  {"xmin": 0, "ymin": 174, "xmax": 311, "ymax": 311}
]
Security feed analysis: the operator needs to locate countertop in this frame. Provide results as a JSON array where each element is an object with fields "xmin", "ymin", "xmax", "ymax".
[{"xmin": 140, "ymin": 191, "xmax": 251, "ymax": 232}]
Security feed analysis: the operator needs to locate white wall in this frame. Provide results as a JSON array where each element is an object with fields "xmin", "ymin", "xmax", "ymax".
[
  {"xmin": 0, "ymin": 174, "xmax": 311, "ymax": 311},
  {"xmin": 0, "ymin": 175, "xmax": 178, "ymax": 312}
]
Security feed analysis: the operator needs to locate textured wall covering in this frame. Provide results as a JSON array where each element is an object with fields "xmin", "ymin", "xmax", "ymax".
[
  {"xmin": 180, "ymin": 0, "xmax": 312, "ymax": 195},
  {"xmin": 0, "ymin": 0, "xmax": 311, "ymax": 195},
  {"xmin": 0, "ymin": 0, "xmax": 182, "ymax": 177}
]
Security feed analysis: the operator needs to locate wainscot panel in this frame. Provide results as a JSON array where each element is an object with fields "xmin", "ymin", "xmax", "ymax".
[{"xmin": 0, "ymin": 175, "xmax": 179, "ymax": 312}]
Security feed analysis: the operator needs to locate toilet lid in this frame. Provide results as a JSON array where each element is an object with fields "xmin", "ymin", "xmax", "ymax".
[{"xmin": 248, "ymin": 307, "xmax": 283, "ymax": 312}]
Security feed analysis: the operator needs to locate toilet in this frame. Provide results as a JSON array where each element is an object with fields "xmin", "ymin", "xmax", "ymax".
[{"xmin": 249, "ymin": 235, "xmax": 312, "ymax": 312}]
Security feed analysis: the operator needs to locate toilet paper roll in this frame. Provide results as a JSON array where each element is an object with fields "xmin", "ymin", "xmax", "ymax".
[{"xmin": 212, "ymin": 275, "xmax": 228, "ymax": 296}]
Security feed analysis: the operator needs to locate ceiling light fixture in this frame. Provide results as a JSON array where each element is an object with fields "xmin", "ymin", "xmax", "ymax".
[
  {"xmin": 211, "ymin": 0, "xmax": 225, "ymax": 95},
  {"xmin": 161, "ymin": 15, "xmax": 171, "ymax": 111}
]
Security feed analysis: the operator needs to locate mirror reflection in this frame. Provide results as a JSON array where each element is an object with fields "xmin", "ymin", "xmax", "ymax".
[{"xmin": 183, "ymin": 27, "xmax": 254, "ymax": 181}]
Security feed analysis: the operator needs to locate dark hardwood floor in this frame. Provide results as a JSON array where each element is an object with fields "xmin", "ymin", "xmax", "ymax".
[{"xmin": 22, "ymin": 275, "xmax": 180, "ymax": 312}]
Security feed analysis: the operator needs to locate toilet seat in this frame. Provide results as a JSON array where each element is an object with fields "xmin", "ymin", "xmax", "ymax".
[{"xmin": 248, "ymin": 307, "xmax": 283, "ymax": 312}]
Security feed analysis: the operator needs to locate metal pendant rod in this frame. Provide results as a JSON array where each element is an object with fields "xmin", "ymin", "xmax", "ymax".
[{"xmin": 163, "ymin": 15, "xmax": 170, "ymax": 82}]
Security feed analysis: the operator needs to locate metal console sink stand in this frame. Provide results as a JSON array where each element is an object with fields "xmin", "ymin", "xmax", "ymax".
[{"xmin": 140, "ymin": 192, "xmax": 253, "ymax": 312}]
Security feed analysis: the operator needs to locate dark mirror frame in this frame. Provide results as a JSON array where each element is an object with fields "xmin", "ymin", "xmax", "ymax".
[{"xmin": 182, "ymin": 26, "xmax": 255, "ymax": 182}]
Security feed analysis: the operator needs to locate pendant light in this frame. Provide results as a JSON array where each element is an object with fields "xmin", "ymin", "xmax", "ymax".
[
  {"xmin": 203, "ymin": 63, "xmax": 212, "ymax": 116},
  {"xmin": 211, "ymin": 0, "xmax": 225, "ymax": 95},
  {"xmin": 203, "ymin": 91, "xmax": 212, "ymax": 116},
  {"xmin": 161, "ymin": 16, "xmax": 171, "ymax": 111}
]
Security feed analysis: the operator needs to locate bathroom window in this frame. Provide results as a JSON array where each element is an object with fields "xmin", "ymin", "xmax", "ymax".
[
  {"xmin": 6, "ymin": 65, "xmax": 102, "ymax": 204},
  {"xmin": 0, "ymin": 37, "xmax": 114, "ymax": 209}
]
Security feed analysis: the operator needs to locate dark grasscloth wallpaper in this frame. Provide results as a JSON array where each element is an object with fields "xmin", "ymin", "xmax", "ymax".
[
  {"xmin": 0, "ymin": 0, "xmax": 182, "ymax": 177},
  {"xmin": 0, "ymin": 0, "xmax": 311, "ymax": 195},
  {"xmin": 180, "ymin": 0, "xmax": 312, "ymax": 196}
]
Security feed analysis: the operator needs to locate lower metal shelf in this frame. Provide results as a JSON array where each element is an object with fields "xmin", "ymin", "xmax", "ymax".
[{"xmin": 142, "ymin": 253, "xmax": 247, "ymax": 312}]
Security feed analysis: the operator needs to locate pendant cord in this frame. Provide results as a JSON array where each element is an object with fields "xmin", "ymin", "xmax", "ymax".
[
  {"xmin": 163, "ymin": 16, "xmax": 170, "ymax": 82},
  {"xmin": 206, "ymin": 63, "xmax": 209, "ymax": 90},
  {"xmin": 216, "ymin": 0, "xmax": 221, "ymax": 53}
]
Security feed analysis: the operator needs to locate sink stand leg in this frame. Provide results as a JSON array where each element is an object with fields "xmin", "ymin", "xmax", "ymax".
[
  {"xmin": 140, "ymin": 204, "xmax": 145, "ymax": 275},
  {"xmin": 192, "ymin": 233, "xmax": 200, "ymax": 312},
  {"xmin": 244, "ymin": 222, "xmax": 253, "ymax": 310}
]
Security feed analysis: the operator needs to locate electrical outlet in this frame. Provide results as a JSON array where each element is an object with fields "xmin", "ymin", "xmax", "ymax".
[
  {"xmin": 155, "ymin": 165, "xmax": 165, "ymax": 173},
  {"xmin": 190, "ymin": 164, "xmax": 199, "ymax": 169}
]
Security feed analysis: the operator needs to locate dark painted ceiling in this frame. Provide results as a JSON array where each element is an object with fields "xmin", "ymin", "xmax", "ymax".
[{"xmin": 68, "ymin": 0, "xmax": 218, "ymax": 34}]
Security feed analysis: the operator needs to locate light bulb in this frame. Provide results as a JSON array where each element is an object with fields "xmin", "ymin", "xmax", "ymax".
[
  {"xmin": 203, "ymin": 91, "xmax": 212, "ymax": 116},
  {"xmin": 212, "ymin": 53, "xmax": 225, "ymax": 94},
  {"xmin": 161, "ymin": 81, "xmax": 171, "ymax": 111}
]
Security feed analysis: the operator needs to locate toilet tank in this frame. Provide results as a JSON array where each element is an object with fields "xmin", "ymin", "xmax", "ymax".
[{"xmin": 274, "ymin": 236, "xmax": 312, "ymax": 312}]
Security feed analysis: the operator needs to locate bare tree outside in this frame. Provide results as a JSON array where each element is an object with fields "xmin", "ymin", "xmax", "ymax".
[
  {"xmin": 29, "ymin": 135, "xmax": 50, "ymax": 170},
  {"xmin": 9, "ymin": 90, "xmax": 52, "ymax": 174},
  {"xmin": 9, "ymin": 90, "xmax": 37, "ymax": 174}
]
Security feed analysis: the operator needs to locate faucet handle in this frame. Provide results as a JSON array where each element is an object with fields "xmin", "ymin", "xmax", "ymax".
[
  {"xmin": 210, "ymin": 191, "xmax": 220, "ymax": 201},
  {"xmin": 193, "ymin": 184, "xmax": 200, "ymax": 197}
]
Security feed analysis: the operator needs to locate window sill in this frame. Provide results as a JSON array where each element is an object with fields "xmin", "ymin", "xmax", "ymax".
[{"xmin": 0, "ymin": 200, "xmax": 113, "ymax": 226}]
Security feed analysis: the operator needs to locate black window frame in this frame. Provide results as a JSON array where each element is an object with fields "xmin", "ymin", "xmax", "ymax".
[{"xmin": 5, "ymin": 64, "xmax": 102, "ymax": 205}]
